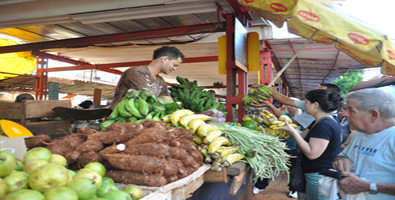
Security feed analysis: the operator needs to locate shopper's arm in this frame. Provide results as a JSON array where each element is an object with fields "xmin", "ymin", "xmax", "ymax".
[
  {"xmin": 251, "ymin": 100, "xmax": 284, "ymax": 118},
  {"xmin": 271, "ymin": 89, "xmax": 296, "ymax": 107}
]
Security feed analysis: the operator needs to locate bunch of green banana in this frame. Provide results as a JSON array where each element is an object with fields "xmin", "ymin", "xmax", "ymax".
[
  {"xmin": 169, "ymin": 76, "xmax": 226, "ymax": 114},
  {"xmin": 102, "ymin": 88, "xmax": 182, "ymax": 130},
  {"xmin": 242, "ymin": 85, "xmax": 272, "ymax": 106}
]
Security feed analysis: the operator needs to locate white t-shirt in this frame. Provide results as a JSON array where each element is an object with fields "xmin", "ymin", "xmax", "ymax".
[{"xmin": 339, "ymin": 125, "xmax": 395, "ymax": 200}]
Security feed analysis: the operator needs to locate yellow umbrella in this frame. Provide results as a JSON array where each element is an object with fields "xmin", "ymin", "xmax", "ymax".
[{"xmin": 239, "ymin": 0, "xmax": 395, "ymax": 84}]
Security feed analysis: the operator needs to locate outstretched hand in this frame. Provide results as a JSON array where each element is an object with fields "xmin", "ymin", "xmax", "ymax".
[
  {"xmin": 250, "ymin": 99, "xmax": 272, "ymax": 108},
  {"xmin": 280, "ymin": 120, "xmax": 296, "ymax": 134}
]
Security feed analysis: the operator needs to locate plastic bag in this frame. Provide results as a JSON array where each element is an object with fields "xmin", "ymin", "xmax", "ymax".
[{"xmin": 289, "ymin": 159, "xmax": 306, "ymax": 193}]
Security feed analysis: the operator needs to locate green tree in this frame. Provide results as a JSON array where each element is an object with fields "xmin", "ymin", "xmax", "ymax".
[{"xmin": 333, "ymin": 69, "xmax": 364, "ymax": 96}]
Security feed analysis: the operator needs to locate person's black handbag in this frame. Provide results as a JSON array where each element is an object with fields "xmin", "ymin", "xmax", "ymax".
[{"xmin": 289, "ymin": 157, "xmax": 306, "ymax": 193}]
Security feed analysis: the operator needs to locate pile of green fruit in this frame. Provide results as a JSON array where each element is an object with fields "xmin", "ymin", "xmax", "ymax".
[
  {"xmin": 169, "ymin": 76, "xmax": 225, "ymax": 114},
  {"xmin": 242, "ymin": 85, "xmax": 272, "ymax": 106},
  {"xmin": 102, "ymin": 88, "xmax": 181, "ymax": 130},
  {"xmin": 0, "ymin": 148, "xmax": 143, "ymax": 200}
]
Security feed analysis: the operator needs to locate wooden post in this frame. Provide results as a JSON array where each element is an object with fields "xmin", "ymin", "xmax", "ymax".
[{"xmin": 93, "ymin": 88, "xmax": 102, "ymax": 106}]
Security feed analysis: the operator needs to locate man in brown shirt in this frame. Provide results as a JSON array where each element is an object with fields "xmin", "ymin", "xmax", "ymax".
[{"xmin": 110, "ymin": 46, "xmax": 184, "ymax": 109}]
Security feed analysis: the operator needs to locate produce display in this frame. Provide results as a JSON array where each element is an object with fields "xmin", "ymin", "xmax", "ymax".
[
  {"xmin": 25, "ymin": 120, "xmax": 204, "ymax": 187},
  {"xmin": 241, "ymin": 85, "xmax": 272, "ymax": 106},
  {"xmin": 243, "ymin": 110, "xmax": 298, "ymax": 139},
  {"xmin": 162, "ymin": 109, "xmax": 245, "ymax": 171},
  {"xmin": 213, "ymin": 123, "xmax": 291, "ymax": 182},
  {"xmin": 0, "ymin": 148, "xmax": 144, "ymax": 200},
  {"xmin": 103, "ymin": 88, "xmax": 182, "ymax": 129},
  {"xmin": 169, "ymin": 76, "xmax": 226, "ymax": 115}
]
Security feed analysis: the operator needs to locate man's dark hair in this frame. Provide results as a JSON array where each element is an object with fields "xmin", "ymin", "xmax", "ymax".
[
  {"xmin": 320, "ymin": 83, "xmax": 340, "ymax": 94},
  {"xmin": 153, "ymin": 46, "xmax": 185, "ymax": 61}
]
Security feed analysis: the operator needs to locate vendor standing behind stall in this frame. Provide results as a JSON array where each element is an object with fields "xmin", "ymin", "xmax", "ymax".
[{"xmin": 110, "ymin": 46, "xmax": 185, "ymax": 110}]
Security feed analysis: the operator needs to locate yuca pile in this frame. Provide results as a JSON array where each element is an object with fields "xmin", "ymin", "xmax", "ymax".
[{"xmin": 25, "ymin": 120, "xmax": 203, "ymax": 187}]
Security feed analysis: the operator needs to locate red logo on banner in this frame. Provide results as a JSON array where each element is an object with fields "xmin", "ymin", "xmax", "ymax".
[
  {"xmin": 270, "ymin": 3, "xmax": 287, "ymax": 12},
  {"xmin": 347, "ymin": 33, "xmax": 369, "ymax": 45},
  {"xmin": 363, "ymin": 59, "xmax": 375, "ymax": 67},
  {"xmin": 244, "ymin": 0, "xmax": 254, "ymax": 3},
  {"xmin": 297, "ymin": 10, "xmax": 320, "ymax": 22},
  {"xmin": 289, "ymin": 27, "xmax": 299, "ymax": 34},
  {"xmin": 386, "ymin": 50, "xmax": 395, "ymax": 60}
]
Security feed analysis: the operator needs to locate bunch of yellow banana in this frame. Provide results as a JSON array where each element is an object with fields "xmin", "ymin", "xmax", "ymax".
[
  {"xmin": 162, "ymin": 109, "xmax": 213, "ymax": 129},
  {"xmin": 269, "ymin": 114, "xmax": 298, "ymax": 129}
]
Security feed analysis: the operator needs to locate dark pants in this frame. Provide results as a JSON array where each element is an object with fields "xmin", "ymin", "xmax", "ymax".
[
  {"xmin": 254, "ymin": 178, "xmax": 270, "ymax": 190},
  {"xmin": 286, "ymin": 149, "xmax": 297, "ymax": 192}
]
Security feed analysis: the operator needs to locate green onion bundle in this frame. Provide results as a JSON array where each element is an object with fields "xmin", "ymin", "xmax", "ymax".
[{"xmin": 212, "ymin": 123, "xmax": 291, "ymax": 183}]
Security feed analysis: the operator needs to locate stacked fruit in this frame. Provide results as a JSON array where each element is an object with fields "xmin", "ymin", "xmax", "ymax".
[
  {"xmin": 0, "ymin": 148, "xmax": 143, "ymax": 200},
  {"xmin": 163, "ymin": 109, "xmax": 244, "ymax": 171},
  {"xmin": 247, "ymin": 110, "xmax": 298, "ymax": 139},
  {"xmin": 169, "ymin": 76, "xmax": 225, "ymax": 114},
  {"xmin": 242, "ymin": 85, "xmax": 272, "ymax": 106},
  {"xmin": 103, "ymin": 88, "xmax": 181, "ymax": 130}
]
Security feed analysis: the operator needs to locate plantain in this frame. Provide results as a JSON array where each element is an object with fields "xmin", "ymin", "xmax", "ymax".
[
  {"xmin": 200, "ymin": 148, "xmax": 212, "ymax": 164},
  {"xmin": 222, "ymin": 153, "xmax": 246, "ymax": 167},
  {"xmin": 176, "ymin": 76, "xmax": 187, "ymax": 86},
  {"xmin": 117, "ymin": 99, "xmax": 132, "ymax": 117},
  {"xmin": 208, "ymin": 137, "xmax": 231, "ymax": 154},
  {"xmin": 162, "ymin": 114, "xmax": 171, "ymax": 123},
  {"xmin": 128, "ymin": 116, "xmax": 137, "ymax": 122},
  {"xmin": 197, "ymin": 124, "xmax": 217, "ymax": 138},
  {"xmin": 203, "ymin": 130, "xmax": 223, "ymax": 144},
  {"xmin": 220, "ymin": 146, "xmax": 241, "ymax": 163},
  {"xmin": 216, "ymin": 146, "xmax": 240, "ymax": 157},
  {"xmin": 152, "ymin": 101, "xmax": 166, "ymax": 112},
  {"xmin": 152, "ymin": 111, "xmax": 163, "ymax": 121},
  {"xmin": 136, "ymin": 97, "xmax": 149, "ymax": 116},
  {"xmin": 158, "ymin": 97, "xmax": 173, "ymax": 104},
  {"xmin": 189, "ymin": 119, "xmax": 207, "ymax": 133},
  {"xmin": 101, "ymin": 119, "xmax": 116, "ymax": 131},
  {"xmin": 125, "ymin": 98, "xmax": 143, "ymax": 119},
  {"xmin": 179, "ymin": 114, "xmax": 213, "ymax": 129},
  {"xmin": 169, "ymin": 109, "xmax": 195, "ymax": 126},
  {"xmin": 109, "ymin": 103, "xmax": 120, "ymax": 120},
  {"xmin": 164, "ymin": 102, "xmax": 179, "ymax": 110},
  {"xmin": 193, "ymin": 134, "xmax": 203, "ymax": 145},
  {"xmin": 145, "ymin": 111, "xmax": 156, "ymax": 120},
  {"xmin": 125, "ymin": 88, "xmax": 140, "ymax": 99}
]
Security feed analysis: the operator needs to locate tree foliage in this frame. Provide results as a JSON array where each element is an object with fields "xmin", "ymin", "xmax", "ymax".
[{"xmin": 333, "ymin": 69, "xmax": 364, "ymax": 96}]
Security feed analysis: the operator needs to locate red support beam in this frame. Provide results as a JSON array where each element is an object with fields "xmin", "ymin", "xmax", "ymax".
[
  {"xmin": 0, "ymin": 22, "xmax": 226, "ymax": 54},
  {"xmin": 32, "ymin": 51, "xmax": 124, "ymax": 75}
]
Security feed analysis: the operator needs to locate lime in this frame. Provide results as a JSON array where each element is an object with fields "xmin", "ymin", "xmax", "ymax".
[{"xmin": 242, "ymin": 120, "xmax": 259, "ymax": 131}]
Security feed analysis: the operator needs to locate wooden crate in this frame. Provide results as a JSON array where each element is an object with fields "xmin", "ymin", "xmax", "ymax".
[{"xmin": 0, "ymin": 100, "xmax": 72, "ymax": 137}]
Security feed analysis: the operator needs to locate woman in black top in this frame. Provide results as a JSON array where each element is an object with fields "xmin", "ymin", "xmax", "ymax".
[{"xmin": 281, "ymin": 89, "xmax": 342, "ymax": 200}]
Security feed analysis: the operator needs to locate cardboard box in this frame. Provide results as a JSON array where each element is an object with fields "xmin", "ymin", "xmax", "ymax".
[{"xmin": 0, "ymin": 137, "xmax": 27, "ymax": 160}]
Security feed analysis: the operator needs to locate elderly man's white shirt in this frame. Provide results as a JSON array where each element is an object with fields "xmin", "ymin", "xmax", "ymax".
[{"xmin": 339, "ymin": 126, "xmax": 395, "ymax": 200}]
